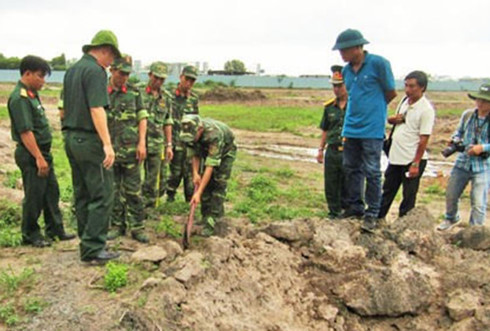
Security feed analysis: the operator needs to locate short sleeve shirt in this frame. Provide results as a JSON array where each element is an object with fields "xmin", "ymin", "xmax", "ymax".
[
  {"xmin": 342, "ymin": 52, "xmax": 396, "ymax": 139},
  {"xmin": 8, "ymin": 81, "xmax": 52, "ymax": 147},
  {"xmin": 62, "ymin": 53, "xmax": 109, "ymax": 132},
  {"xmin": 319, "ymin": 98, "xmax": 346, "ymax": 145},
  {"xmin": 389, "ymin": 95, "xmax": 435, "ymax": 165}
]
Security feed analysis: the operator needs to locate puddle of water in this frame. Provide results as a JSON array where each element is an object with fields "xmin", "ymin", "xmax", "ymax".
[{"xmin": 239, "ymin": 143, "xmax": 453, "ymax": 177}]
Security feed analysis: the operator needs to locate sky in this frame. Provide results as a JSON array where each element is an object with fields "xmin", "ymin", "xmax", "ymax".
[{"xmin": 1, "ymin": 0, "xmax": 489, "ymax": 79}]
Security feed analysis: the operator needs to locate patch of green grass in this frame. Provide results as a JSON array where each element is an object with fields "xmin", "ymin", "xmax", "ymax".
[
  {"xmin": 274, "ymin": 167, "xmax": 295, "ymax": 178},
  {"xmin": 3, "ymin": 169, "xmax": 21, "ymax": 189},
  {"xmin": 104, "ymin": 262, "xmax": 129, "ymax": 292},
  {"xmin": 22, "ymin": 297, "xmax": 46, "ymax": 314},
  {"xmin": 200, "ymin": 104, "xmax": 320, "ymax": 133},
  {"xmin": 0, "ymin": 267, "xmax": 35, "ymax": 295},
  {"xmin": 155, "ymin": 216, "xmax": 182, "ymax": 239},
  {"xmin": 425, "ymin": 184, "xmax": 445, "ymax": 197},
  {"xmin": 0, "ymin": 106, "xmax": 8, "ymax": 120},
  {"xmin": 246, "ymin": 175, "xmax": 278, "ymax": 203},
  {"xmin": 0, "ymin": 302, "xmax": 19, "ymax": 326},
  {"xmin": 0, "ymin": 199, "xmax": 23, "ymax": 247}
]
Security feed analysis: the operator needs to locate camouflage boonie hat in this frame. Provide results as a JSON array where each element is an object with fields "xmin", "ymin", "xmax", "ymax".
[
  {"xmin": 82, "ymin": 30, "xmax": 121, "ymax": 58},
  {"xmin": 180, "ymin": 114, "xmax": 202, "ymax": 143},
  {"xmin": 149, "ymin": 61, "xmax": 168, "ymax": 79},
  {"xmin": 181, "ymin": 65, "xmax": 198, "ymax": 79},
  {"xmin": 112, "ymin": 55, "xmax": 132, "ymax": 73}
]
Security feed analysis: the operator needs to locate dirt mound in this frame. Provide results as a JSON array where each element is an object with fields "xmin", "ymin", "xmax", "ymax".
[
  {"xmin": 129, "ymin": 209, "xmax": 489, "ymax": 331},
  {"xmin": 201, "ymin": 88, "xmax": 267, "ymax": 102},
  {"xmin": 4, "ymin": 208, "xmax": 490, "ymax": 331}
]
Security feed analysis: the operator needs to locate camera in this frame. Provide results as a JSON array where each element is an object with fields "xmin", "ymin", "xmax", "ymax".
[{"xmin": 441, "ymin": 138, "xmax": 465, "ymax": 158}]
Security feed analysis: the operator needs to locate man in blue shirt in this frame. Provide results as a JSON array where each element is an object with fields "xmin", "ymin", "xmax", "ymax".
[
  {"xmin": 332, "ymin": 29, "xmax": 397, "ymax": 231},
  {"xmin": 437, "ymin": 84, "xmax": 490, "ymax": 231}
]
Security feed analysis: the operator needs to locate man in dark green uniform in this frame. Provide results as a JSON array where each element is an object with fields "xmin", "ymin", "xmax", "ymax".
[
  {"xmin": 180, "ymin": 115, "xmax": 236, "ymax": 235},
  {"xmin": 7, "ymin": 55, "xmax": 75, "ymax": 247},
  {"xmin": 166, "ymin": 65, "xmax": 199, "ymax": 202},
  {"xmin": 63, "ymin": 30, "xmax": 121, "ymax": 262},
  {"xmin": 316, "ymin": 65, "xmax": 348, "ymax": 219},
  {"xmin": 141, "ymin": 62, "xmax": 173, "ymax": 210},
  {"xmin": 106, "ymin": 55, "xmax": 150, "ymax": 243}
]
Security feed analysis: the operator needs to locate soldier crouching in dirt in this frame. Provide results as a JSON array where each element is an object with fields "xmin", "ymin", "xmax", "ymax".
[
  {"xmin": 179, "ymin": 114, "xmax": 236, "ymax": 236},
  {"xmin": 7, "ymin": 55, "xmax": 75, "ymax": 247}
]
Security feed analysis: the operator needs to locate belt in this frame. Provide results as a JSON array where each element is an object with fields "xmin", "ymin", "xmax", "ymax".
[{"xmin": 328, "ymin": 144, "xmax": 343, "ymax": 152}]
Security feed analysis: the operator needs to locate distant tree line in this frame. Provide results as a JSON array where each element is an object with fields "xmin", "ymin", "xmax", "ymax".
[{"xmin": 0, "ymin": 53, "xmax": 67, "ymax": 70}]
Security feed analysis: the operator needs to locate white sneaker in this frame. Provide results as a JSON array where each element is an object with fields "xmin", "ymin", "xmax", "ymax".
[{"xmin": 437, "ymin": 219, "xmax": 460, "ymax": 231}]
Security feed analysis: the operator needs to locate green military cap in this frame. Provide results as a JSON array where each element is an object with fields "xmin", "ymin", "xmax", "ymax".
[
  {"xmin": 112, "ymin": 54, "xmax": 132, "ymax": 73},
  {"xmin": 330, "ymin": 65, "xmax": 344, "ymax": 84},
  {"xmin": 332, "ymin": 29, "xmax": 369, "ymax": 50},
  {"xmin": 82, "ymin": 30, "xmax": 121, "ymax": 58},
  {"xmin": 180, "ymin": 114, "xmax": 202, "ymax": 143},
  {"xmin": 149, "ymin": 61, "xmax": 168, "ymax": 79},
  {"xmin": 468, "ymin": 83, "xmax": 490, "ymax": 102},
  {"xmin": 181, "ymin": 65, "xmax": 198, "ymax": 79}
]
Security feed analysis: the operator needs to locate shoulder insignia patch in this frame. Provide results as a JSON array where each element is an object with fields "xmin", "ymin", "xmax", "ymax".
[
  {"xmin": 323, "ymin": 97, "xmax": 335, "ymax": 107},
  {"xmin": 20, "ymin": 88, "xmax": 28, "ymax": 98}
]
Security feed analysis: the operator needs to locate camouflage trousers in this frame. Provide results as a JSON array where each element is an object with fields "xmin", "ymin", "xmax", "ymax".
[
  {"xmin": 167, "ymin": 149, "xmax": 194, "ymax": 202},
  {"xmin": 201, "ymin": 150, "xmax": 236, "ymax": 221},
  {"xmin": 158, "ymin": 159, "xmax": 169, "ymax": 197},
  {"xmin": 111, "ymin": 161, "xmax": 144, "ymax": 231},
  {"xmin": 142, "ymin": 152, "xmax": 162, "ymax": 208}
]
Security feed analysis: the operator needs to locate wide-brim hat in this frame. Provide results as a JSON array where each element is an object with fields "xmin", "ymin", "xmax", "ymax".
[
  {"xmin": 468, "ymin": 83, "xmax": 490, "ymax": 102},
  {"xmin": 332, "ymin": 29, "xmax": 369, "ymax": 50},
  {"xmin": 82, "ymin": 30, "xmax": 121, "ymax": 58}
]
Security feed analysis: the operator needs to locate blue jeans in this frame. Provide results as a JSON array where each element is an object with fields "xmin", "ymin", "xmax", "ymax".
[
  {"xmin": 445, "ymin": 166, "xmax": 490, "ymax": 226},
  {"xmin": 343, "ymin": 138, "xmax": 383, "ymax": 218}
]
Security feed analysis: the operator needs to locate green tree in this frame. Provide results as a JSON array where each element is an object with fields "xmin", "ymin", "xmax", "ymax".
[
  {"xmin": 50, "ymin": 53, "xmax": 66, "ymax": 70},
  {"xmin": 224, "ymin": 59, "xmax": 246, "ymax": 74},
  {"xmin": 0, "ymin": 53, "xmax": 21, "ymax": 69}
]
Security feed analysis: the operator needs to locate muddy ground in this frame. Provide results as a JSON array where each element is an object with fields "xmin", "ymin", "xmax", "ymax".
[{"xmin": 0, "ymin": 89, "xmax": 488, "ymax": 331}]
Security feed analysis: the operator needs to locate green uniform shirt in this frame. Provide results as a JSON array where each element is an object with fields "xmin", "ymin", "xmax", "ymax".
[
  {"xmin": 62, "ymin": 53, "xmax": 109, "ymax": 132},
  {"xmin": 141, "ymin": 85, "xmax": 173, "ymax": 155},
  {"xmin": 107, "ymin": 83, "xmax": 149, "ymax": 162},
  {"xmin": 8, "ymin": 81, "xmax": 52, "ymax": 147},
  {"xmin": 187, "ymin": 118, "xmax": 236, "ymax": 167},
  {"xmin": 319, "ymin": 98, "xmax": 346, "ymax": 145},
  {"xmin": 170, "ymin": 88, "xmax": 199, "ymax": 148}
]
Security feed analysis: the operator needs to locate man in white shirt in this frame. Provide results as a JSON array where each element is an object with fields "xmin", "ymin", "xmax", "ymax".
[{"xmin": 379, "ymin": 71, "xmax": 435, "ymax": 219}]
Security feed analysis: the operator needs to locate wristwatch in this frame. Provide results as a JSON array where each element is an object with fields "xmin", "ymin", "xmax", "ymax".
[{"xmin": 411, "ymin": 161, "xmax": 419, "ymax": 168}]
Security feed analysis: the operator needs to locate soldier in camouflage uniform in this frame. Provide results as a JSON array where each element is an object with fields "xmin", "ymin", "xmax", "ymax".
[
  {"xmin": 141, "ymin": 62, "xmax": 173, "ymax": 210},
  {"xmin": 180, "ymin": 115, "xmax": 236, "ymax": 234},
  {"xmin": 166, "ymin": 65, "xmax": 199, "ymax": 202},
  {"xmin": 106, "ymin": 56, "xmax": 150, "ymax": 243},
  {"xmin": 316, "ymin": 65, "xmax": 348, "ymax": 219}
]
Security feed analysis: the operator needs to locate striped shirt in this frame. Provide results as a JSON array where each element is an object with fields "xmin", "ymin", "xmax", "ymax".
[{"xmin": 452, "ymin": 108, "xmax": 490, "ymax": 173}]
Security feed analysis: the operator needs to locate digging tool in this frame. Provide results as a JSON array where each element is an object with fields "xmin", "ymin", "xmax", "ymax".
[{"xmin": 182, "ymin": 185, "xmax": 199, "ymax": 249}]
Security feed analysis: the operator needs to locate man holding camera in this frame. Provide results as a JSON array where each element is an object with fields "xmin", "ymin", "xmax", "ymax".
[
  {"xmin": 437, "ymin": 83, "xmax": 490, "ymax": 231},
  {"xmin": 378, "ymin": 71, "xmax": 435, "ymax": 219}
]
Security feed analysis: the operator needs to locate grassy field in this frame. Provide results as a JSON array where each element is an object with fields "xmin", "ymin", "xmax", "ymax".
[{"xmin": 0, "ymin": 85, "xmax": 472, "ymax": 249}]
